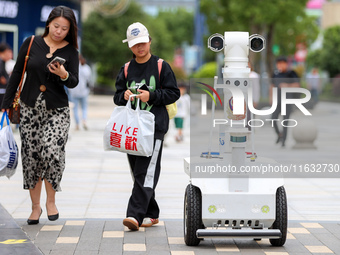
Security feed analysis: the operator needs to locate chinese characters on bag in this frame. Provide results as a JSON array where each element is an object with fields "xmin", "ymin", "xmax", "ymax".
[{"xmin": 110, "ymin": 123, "xmax": 138, "ymax": 152}]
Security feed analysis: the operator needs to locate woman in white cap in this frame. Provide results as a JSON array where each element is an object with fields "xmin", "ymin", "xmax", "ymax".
[{"xmin": 114, "ymin": 22, "xmax": 180, "ymax": 230}]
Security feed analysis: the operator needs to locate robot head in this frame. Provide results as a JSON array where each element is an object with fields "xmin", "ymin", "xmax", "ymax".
[
  {"xmin": 208, "ymin": 33, "xmax": 266, "ymax": 53},
  {"xmin": 208, "ymin": 32, "xmax": 266, "ymax": 74}
]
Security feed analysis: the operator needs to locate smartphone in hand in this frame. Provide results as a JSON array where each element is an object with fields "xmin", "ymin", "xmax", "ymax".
[
  {"xmin": 47, "ymin": 56, "xmax": 66, "ymax": 68},
  {"xmin": 137, "ymin": 83, "xmax": 149, "ymax": 91}
]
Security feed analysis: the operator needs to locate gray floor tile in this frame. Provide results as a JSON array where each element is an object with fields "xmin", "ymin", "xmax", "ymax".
[
  {"xmin": 313, "ymin": 233, "xmax": 340, "ymax": 254},
  {"xmin": 283, "ymin": 239, "xmax": 310, "ymax": 253},
  {"xmin": 99, "ymin": 238, "xmax": 123, "ymax": 253},
  {"xmin": 59, "ymin": 225, "xmax": 84, "ymax": 237},
  {"xmin": 123, "ymin": 230, "xmax": 146, "ymax": 244}
]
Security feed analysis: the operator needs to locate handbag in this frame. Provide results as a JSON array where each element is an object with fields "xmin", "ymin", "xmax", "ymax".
[
  {"xmin": 103, "ymin": 95, "xmax": 155, "ymax": 157},
  {"xmin": 8, "ymin": 35, "xmax": 34, "ymax": 124},
  {"xmin": 0, "ymin": 112, "xmax": 19, "ymax": 179},
  {"xmin": 166, "ymin": 102, "xmax": 177, "ymax": 119}
]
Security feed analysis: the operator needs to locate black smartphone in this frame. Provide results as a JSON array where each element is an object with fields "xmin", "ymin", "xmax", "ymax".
[
  {"xmin": 47, "ymin": 56, "xmax": 66, "ymax": 68},
  {"xmin": 138, "ymin": 84, "xmax": 149, "ymax": 91}
]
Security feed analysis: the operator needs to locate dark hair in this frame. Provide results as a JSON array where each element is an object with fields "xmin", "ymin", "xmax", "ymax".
[
  {"xmin": 177, "ymin": 80, "xmax": 187, "ymax": 88},
  {"xmin": 276, "ymin": 56, "xmax": 287, "ymax": 63},
  {"xmin": 42, "ymin": 6, "xmax": 78, "ymax": 49},
  {"xmin": 0, "ymin": 43, "xmax": 11, "ymax": 53},
  {"xmin": 79, "ymin": 54, "xmax": 86, "ymax": 65}
]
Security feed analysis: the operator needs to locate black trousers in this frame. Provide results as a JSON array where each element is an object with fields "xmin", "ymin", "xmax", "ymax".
[
  {"xmin": 271, "ymin": 103, "xmax": 292, "ymax": 143},
  {"xmin": 126, "ymin": 139, "xmax": 163, "ymax": 226}
]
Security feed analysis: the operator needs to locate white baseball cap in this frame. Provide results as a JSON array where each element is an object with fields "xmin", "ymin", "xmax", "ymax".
[{"xmin": 122, "ymin": 22, "xmax": 150, "ymax": 48}]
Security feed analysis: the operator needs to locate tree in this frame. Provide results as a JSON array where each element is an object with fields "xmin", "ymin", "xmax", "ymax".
[
  {"xmin": 155, "ymin": 8, "xmax": 194, "ymax": 48},
  {"xmin": 314, "ymin": 26, "xmax": 340, "ymax": 78},
  {"xmin": 82, "ymin": 2, "xmax": 146, "ymax": 87},
  {"xmin": 200, "ymin": 0, "xmax": 319, "ymax": 76},
  {"xmin": 81, "ymin": 3, "xmax": 194, "ymax": 88}
]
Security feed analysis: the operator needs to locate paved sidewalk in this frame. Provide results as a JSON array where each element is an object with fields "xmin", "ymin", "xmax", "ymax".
[
  {"xmin": 0, "ymin": 204, "xmax": 42, "ymax": 254},
  {"xmin": 2, "ymin": 214, "xmax": 340, "ymax": 255},
  {"xmin": 1, "ymin": 95, "xmax": 340, "ymax": 254}
]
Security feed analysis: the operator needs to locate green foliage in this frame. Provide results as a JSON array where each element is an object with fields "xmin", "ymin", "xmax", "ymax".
[
  {"xmin": 200, "ymin": 0, "xmax": 319, "ymax": 75},
  {"xmin": 96, "ymin": 62, "xmax": 116, "ymax": 87},
  {"xmin": 319, "ymin": 26, "xmax": 340, "ymax": 77},
  {"xmin": 156, "ymin": 8, "xmax": 194, "ymax": 47},
  {"xmin": 307, "ymin": 26, "xmax": 340, "ymax": 100},
  {"xmin": 274, "ymin": 15, "xmax": 319, "ymax": 56},
  {"xmin": 192, "ymin": 62, "xmax": 217, "ymax": 78},
  {"xmin": 306, "ymin": 48, "xmax": 322, "ymax": 69},
  {"xmin": 307, "ymin": 26, "xmax": 340, "ymax": 78},
  {"xmin": 81, "ymin": 2, "xmax": 193, "ymax": 87},
  {"xmin": 82, "ymin": 2, "xmax": 145, "ymax": 86},
  {"xmin": 146, "ymin": 16, "xmax": 174, "ymax": 61}
]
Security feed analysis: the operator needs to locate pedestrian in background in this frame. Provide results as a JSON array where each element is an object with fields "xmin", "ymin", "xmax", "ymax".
[
  {"xmin": 173, "ymin": 81, "xmax": 190, "ymax": 142},
  {"xmin": 69, "ymin": 54, "xmax": 92, "ymax": 130},
  {"xmin": 270, "ymin": 56, "xmax": 300, "ymax": 147},
  {"xmin": 2, "ymin": 44, "xmax": 16, "ymax": 76},
  {"xmin": 114, "ymin": 22, "xmax": 180, "ymax": 231},
  {"xmin": 306, "ymin": 67, "xmax": 321, "ymax": 105},
  {"xmin": 1, "ymin": 5, "xmax": 79, "ymax": 225},
  {"xmin": 0, "ymin": 43, "xmax": 10, "ymax": 106}
]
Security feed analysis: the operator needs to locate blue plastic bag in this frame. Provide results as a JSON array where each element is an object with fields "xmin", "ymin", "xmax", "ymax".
[{"xmin": 0, "ymin": 112, "xmax": 18, "ymax": 179}]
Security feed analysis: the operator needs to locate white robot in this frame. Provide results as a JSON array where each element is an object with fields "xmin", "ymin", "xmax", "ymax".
[{"xmin": 183, "ymin": 32, "xmax": 287, "ymax": 246}]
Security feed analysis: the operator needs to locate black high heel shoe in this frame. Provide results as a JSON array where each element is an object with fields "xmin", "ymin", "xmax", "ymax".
[
  {"xmin": 27, "ymin": 208, "xmax": 43, "ymax": 225},
  {"xmin": 48, "ymin": 207, "xmax": 59, "ymax": 221},
  {"xmin": 48, "ymin": 213, "xmax": 59, "ymax": 221}
]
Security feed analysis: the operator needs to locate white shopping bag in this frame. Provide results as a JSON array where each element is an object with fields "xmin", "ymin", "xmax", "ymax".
[
  {"xmin": 0, "ymin": 112, "xmax": 19, "ymax": 179},
  {"xmin": 103, "ymin": 95, "xmax": 155, "ymax": 157}
]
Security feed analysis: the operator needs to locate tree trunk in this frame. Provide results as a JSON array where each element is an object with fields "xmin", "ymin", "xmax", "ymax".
[{"xmin": 266, "ymin": 23, "xmax": 275, "ymax": 78}]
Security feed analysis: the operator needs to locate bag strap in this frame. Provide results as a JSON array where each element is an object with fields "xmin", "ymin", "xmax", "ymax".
[
  {"xmin": 0, "ymin": 111, "xmax": 10, "ymax": 128},
  {"xmin": 14, "ymin": 35, "xmax": 34, "ymax": 104},
  {"xmin": 127, "ymin": 94, "xmax": 140, "ymax": 110},
  {"xmin": 124, "ymin": 61, "xmax": 130, "ymax": 79},
  {"xmin": 157, "ymin": 58, "xmax": 163, "ymax": 81},
  {"xmin": 1, "ymin": 112, "xmax": 6, "ymax": 128},
  {"xmin": 124, "ymin": 58, "xmax": 163, "ymax": 112},
  {"xmin": 124, "ymin": 58, "xmax": 163, "ymax": 81}
]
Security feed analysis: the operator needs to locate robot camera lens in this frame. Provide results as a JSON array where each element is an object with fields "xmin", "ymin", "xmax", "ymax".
[
  {"xmin": 249, "ymin": 34, "xmax": 266, "ymax": 52},
  {"xmin": 208, "ymin": 33, "xmax": 224, "ymax": 52},
  {"xmin": 251, "ymin": 38, "xmax": 263, "ymax": 51},
  {"xmin": 211, "ymin": 37, "xmax": 223, "ymax": 51}
]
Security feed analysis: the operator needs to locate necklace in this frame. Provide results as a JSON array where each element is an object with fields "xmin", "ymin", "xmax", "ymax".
[
  {"xmin": 46, "ymin": 52, "xmax": 53, "ymax": 58},
  {"xmin": 45, "ymin": 38, "xmax": 64, "ymax": 59}
]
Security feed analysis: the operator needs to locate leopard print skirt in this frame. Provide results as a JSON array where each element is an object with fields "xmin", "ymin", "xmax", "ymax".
[{"xmin": 19, "ymin": 93, "xmax": 70, "ymax": 191}]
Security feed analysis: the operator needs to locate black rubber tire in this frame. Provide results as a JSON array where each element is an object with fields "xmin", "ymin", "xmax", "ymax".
[
  {"xmin": 269, "ymin": 186, "xmax": 288, "ymax": 246},
  {"xmin": 184, "ymin": 184, "xmax": 203, "ymax": 246}
]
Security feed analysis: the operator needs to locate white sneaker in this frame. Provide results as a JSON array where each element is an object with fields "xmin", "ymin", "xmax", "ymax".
[
  {"xmin": 123, "ymin": 217, "xmax": 139, "ymax": 230},
  {"xmin": 141, "ymin": 217, "xmax": 159, "ymax": 227}
]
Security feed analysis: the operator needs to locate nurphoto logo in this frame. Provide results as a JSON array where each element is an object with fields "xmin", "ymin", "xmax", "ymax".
[{"xmin": 198, "ymin": 82, "xmax": 311, "ymax": 116}]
